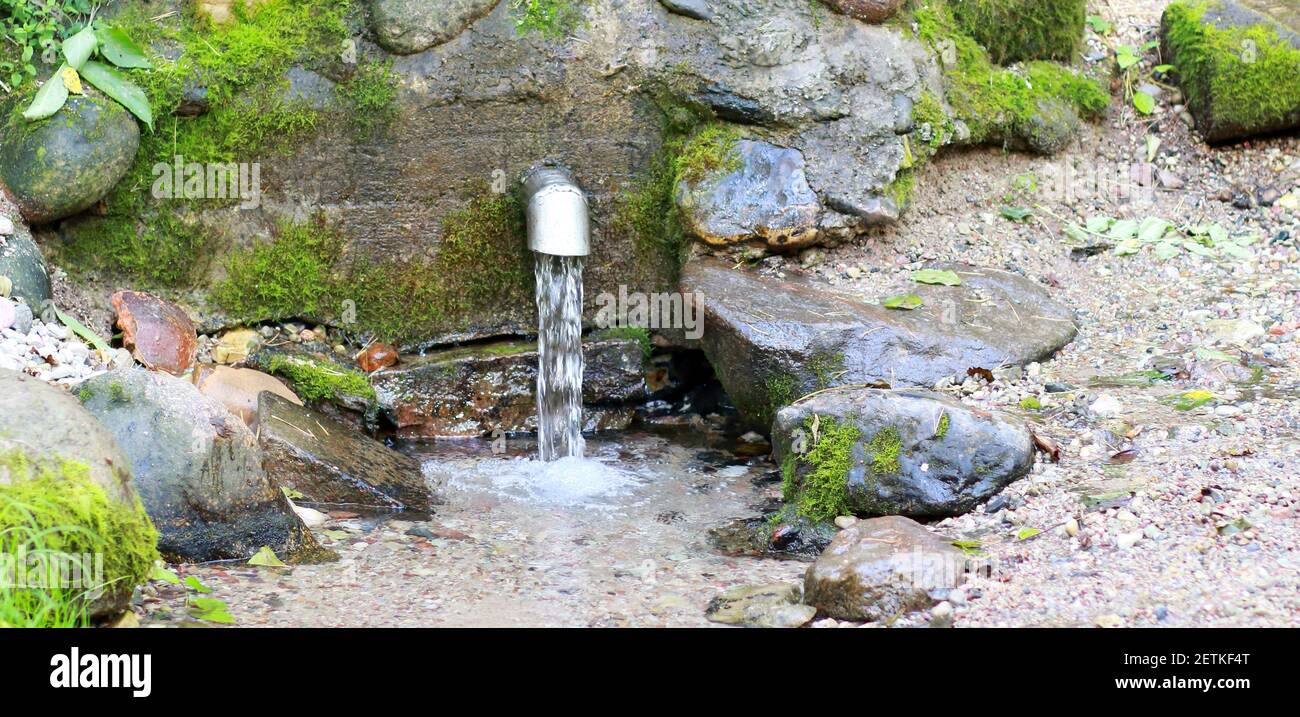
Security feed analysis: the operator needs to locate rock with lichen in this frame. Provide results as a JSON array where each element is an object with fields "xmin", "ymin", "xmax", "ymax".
[
  {"xmin": 369, "ymin": 0, "xmax": 501, "ymax": 54},
  {"xmin": 1161, "ymin": 0, "xmax": 1300, "ymax": 143},
  {"xmin": 772, "ymin": 389, "xmax": 1035, "ymax": 520}
]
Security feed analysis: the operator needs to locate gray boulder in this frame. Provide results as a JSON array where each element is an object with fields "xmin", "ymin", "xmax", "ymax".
[
  {"xmin": 1161, "ymin": 0, "xmax": 1300, "ymax": 143},
  {"xmin": 0, "ymin": 187, "xmax": 51, "ymax": 307},
  {"xmin": 78, "ymin": 368, "xmax": 330, "ymax": 563},
  {"xmin": 257, "ymin": 392, "xmax": 440, "ymax": 511},
  {"xmin": 372, "ymin": 338, "xmax": 646, "ymax": 438},
  {"xmin": 0, "ymin": 369, "xmax": 156, "ymax": 618},
  {"xmin": 676, "ymin": 139, "xmax": 824, "ymax": 249},
  {"xmin": 680, "ymin": 258, "xmax": 1077, "ymax": 430},
  {"xmin": 804, "ymin": 516, "xmax": 965, "ymax": 622},
  {"xmin": 370, "ymin": 0, "xmax": 501, "ymax": 54},
  {"xmin": 0, "ymin": 95, "xmax": 140, "ymax": 224},
  {"xmin": 773, "ymin": 388, "xmax": 1035, "ymax": 519}
]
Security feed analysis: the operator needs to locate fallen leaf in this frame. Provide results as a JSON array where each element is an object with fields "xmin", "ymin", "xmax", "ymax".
[
  {"xmin": 967, "ymin": 367, "xmax": 995, "ymax": 383},
  {"xmin": 912, "ymin": 269, "xmax": 962, "ymax": 286},
  {"xmin": 1108, "ymin": 448, "xmax": 1141, "ymax": 464},
  {"xmin": 1031, "ymin": 432, "xmax": 1061, "ymax": 462}
]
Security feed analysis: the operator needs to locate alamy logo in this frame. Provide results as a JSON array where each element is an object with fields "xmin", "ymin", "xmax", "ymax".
[
  {"xmin": 50, "ymin": 648, "xmax": 152, "ymax": 697},
  {"xmin": 593, "ymin": 286, "xmax": 705, "ymax": 340},
  {"xmin": 152, "ymin": 155, "xmax": 261, "ymax": 209}
]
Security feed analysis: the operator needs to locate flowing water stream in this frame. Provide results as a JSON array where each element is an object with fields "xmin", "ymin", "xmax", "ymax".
[{"xmin": 533, "ymin": 252, "xmax": 586, "ymax": 461}]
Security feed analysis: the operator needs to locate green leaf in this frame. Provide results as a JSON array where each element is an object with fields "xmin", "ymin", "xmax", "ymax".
[
  {"xmin": 1085, "ymin": 215, "xmax": 1114, "ymax": 233},
  {"xmin": 280, "ymin": 486, "xmax": 305, "ymax": 500},
  {"xmin": 1133, "ymin": 91, "xmax": 1156, "ymax": 115},
  {"xmin": 1000, "ymin": 205, "xmax": 1032, "ymax": 221},
  {"xmin": 95, "ymin": 24, "xmax": 152, "ymax": 69},
  {"xmin": 1108, "ymin": 219, "xmax": 1139, "ymax": 240},
  {"xmin": 150, "ymin": 566, "xmax": 181, "ymax": 585},
  {"xmin": 1137, "ymin": 217, "xmax": 1172, "ymax": 243},
  {"xmin": 1019, "ymin": 396, "xmax": 1043, "ymax": 410},
  {"xmin": 61, "ymin": 25, "xmax": 97, "ymax": 69},
  {"xmin": 1116, "ymin": 46, "xmax": 1140, "ymax": 70},
  {"xmin": 1154, "ymin": 242, "xmax": 1181, "ymax": 260},
  {"xmin": 912, "ymin": 269, "xmax": 961, "ymax": 286},
  {"xmin": 1145, "ymin": 135, "xmax": 1161, "ymax": 162},
  {"xmin": 184, "ymin": 575, "xmax": 212, "ymax": 593},
  {"xmin": 882, "ymin": 293, "xmax": 924, "ymax": 310},
  {"xmin": 1087, "ymin": 15, "xmax": 1113, "ymax": 34},
  {"xmin": 21, "ymin": 66, "xmax": 70, "ymax": 121},
  {"xmin": 1017, "ymin": 527, "xmax": 1042, "ymax": 541},
  {"xmin": 247, "ymin": 546, "xmax": 287, "ymax": 567},
  {"xmin": 198, "ymin": 609, "xmax": 236, "ymax": 625},
  {"xmin": 1170, "ymin": 390, "xmax": 1215, "ymax": 411},
  {"xmin": 79, "ymin": 60, "xmax": 153, "ymax": 130},
  {"xmin": 1153, "ymin": 64, "xmax": 1174, "ymax": 74},
  {"xmin": 54, "ymin": 306, "xmax": 112, "ymax": 353}
]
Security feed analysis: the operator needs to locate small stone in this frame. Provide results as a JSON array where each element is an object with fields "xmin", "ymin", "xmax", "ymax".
[
  {"xmin": 1065, "ymin": 518, "xmax": 1080, "ymax": 537},
  {"xmin": 0, "ymin": 300, "xmax": 13, "ymax": 331},
  {"xmin": 11, "ymin": 302, "xmax": 32, "ymax": 335},
  {"xmin": 1095, "ymin": 614, "xmax": 1124, "ymax": 628},
  {"xmin": 0, "ymin": 215, "xmax": 13, "ymax": 235},
  {"xmin": 834, "ymin": 515, "xmax": 858, "ymax": 529},
  {"xmin": 357, "ymin": 342, "xmax": 399, "ymax": 372},
  {"xmin": 658, "ymin": 0, "xmax": 713, "ymax": 21},
  {"xmin": 1090, "ymin": 394, "xmax": 1123, "ymax": 417},
  {"xmin": 930, "ymin": 600, "xmax": 954, "ymax": 626},
  {"xmin": 1143, "ymin": 524, "xmax": 1161, "ymax": 540},
  {"xmin": 1117, "ymin": 531, "xmax": 1142, "ymax": 549},
  {"xmin": 213, "ymin": 328, "xmax": 259, "ymax": 364},
  {"xmin": 0, "ymin": 276, "xmax": 9, "ymax": 298}
]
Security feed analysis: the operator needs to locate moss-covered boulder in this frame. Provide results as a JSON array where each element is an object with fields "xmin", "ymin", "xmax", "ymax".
[
  {"xmin": 950, "ymin": 0, "xmax": 1087, "ymax": 65},
  {"xmin": 77, "ymin": 368, "xmax": 331, "ymax": 563},
  {"xmin": 369, "ymin": 0, "xmax": 500, "ymax": 54},
  {"xmin": 1161, "ymin": 0, "xmax": 1300, "ymax": 143},
  {"xmin": 0, "ymin": 369, "xmax": 158, "ymax": 622},
  {"xmin": 0, "ymin": 95, "xmax": 140, "ymax": 224},
  {"xmin": 772, "ymin": 388, "xmax": 1035, "ymax": 521}
]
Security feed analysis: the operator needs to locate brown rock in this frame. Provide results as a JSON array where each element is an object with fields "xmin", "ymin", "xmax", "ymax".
[
  {"xmin": 111, "ymin": 291, "xmax": 198, "ymax": 375},
  {"xmin": 803, "ymin": 516, "xmax": 965, "ymax": 622},
  {"xmin": 357, "ymin": 342, "xmax": 399, "ymax": 373},
  {"xmin": 213, "ymin": 328, "xmax": 258, "ymax": 364},
  {"xmin": 822, "ymin": 0, "xmax": 905, "ymax": 22},
  {"xmin": 193, "ymin": 364, "xmax": 302, "ymax": 428}
]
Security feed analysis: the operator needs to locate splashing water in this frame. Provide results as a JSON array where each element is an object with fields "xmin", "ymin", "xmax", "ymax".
[{"xmin": 534, "ymin": 252, "xmax": 585, "ymax": 461}]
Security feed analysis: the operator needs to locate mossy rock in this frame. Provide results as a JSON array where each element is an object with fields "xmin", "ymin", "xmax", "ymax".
[
  {"xmin": 772, "ymin": 388, "xmax": 1035, "ymax": 521},
  {"xmin": 0, "ymin": 94, "xmax": 141, "ymax": 225},
  {"xmin": 950, "ymin": 0, "xmax": 1087, "ymax": 65},
  {"xmin": 0, "ymin": 369, "xmax": 159, "ymax": 623},
  {"xmin": 1161, "ymin": 0, "xmax": 1300, "ymax": 143}
]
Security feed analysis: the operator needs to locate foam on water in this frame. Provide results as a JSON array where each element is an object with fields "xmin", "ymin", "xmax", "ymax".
[{"xmin": 439, "ymin": 454, "xmax": 642, "ymax": 510}]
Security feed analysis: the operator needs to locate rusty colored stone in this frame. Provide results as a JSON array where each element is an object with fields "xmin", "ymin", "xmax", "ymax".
[
  {"xmin": 357, "ymin": 342, "xmax": 399, "ymax": 373},
  {"xmin": 821, "ymin": 0, "xmax": 905, "ymax": 23},
  {"xmin": 111, "ymin": 291, "xmax": 198, "ymax": 376}
]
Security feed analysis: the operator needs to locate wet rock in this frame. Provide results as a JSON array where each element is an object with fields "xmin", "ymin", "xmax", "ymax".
[
  {"xmin": 773, "ymin": 388, "xmax": 1035, "ymax": 519},
  {"xmin": 356, "ymin": 342, "xmax": 399, "ymax": 373},
  {"xmin": 803, "ymin": 516, "xmax": 965, "ymax": 622},
  {"xmin": 111, "ymin": 291, "xmax": 198, "ymax": 376},
  {"xmin": 677, "ymin": 139, "xmax": 822, "ymax": 249},
  {"xmin": 78, "ymin": 368, "xmax": 329, "ymax": 563},
  {"xmin": 705, "ymin": 583, "xmax": 817, "ymax": 628},
  {"xmin": 820, "ymin": 0, "xmax": 905, "ymax": 23},
  {"xmin": 192, "ymin": 364, "xmax": 301, "ymax": 428},
  {"xmin": 1017, "ymin": 98, "xmax": 1081, "ymax": 155},
  {"xmin": 246, "ymin": 342, "xmax": 378, "ymax": 428},
  {"xmin": 0, "ymin": 95, "xmax": 140, "ymax": 224},
  {"xmin": 681, "ymin": 258, "xmax": 1077, "ymax": 430},
  {"xmin": 258, "ymin": 392, "xmax": 439, "ymax": 512},
  {"xmin": 0, "ymin": 368, "xmax": 157, "ymax": 618},
  {"xmin": 1161, "ymin": 1, "xmax": 1300, "ymax": 143},
  {"xmin": 0, "ymin": 190, "xmax": 52, "ymax": 307},
  {"xmin": 660, "ymin": 0, "xmax": 713, "ymax": 21},
  {"xmin": 372, "ymin": 338, "xmax": 646, "ymax": 438},
  {"xmin": 709, "ymin": 509, "xmax": 837, "ymax": 560},
  {"xmin": 369, "ymin": 0, "xmax": 499, "ymax": 54}
]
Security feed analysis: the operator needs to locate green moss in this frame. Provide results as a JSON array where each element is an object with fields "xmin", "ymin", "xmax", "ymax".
[
  {"xmin": 672, "ymin": 123, "xmax": 743, "ymax": 185},
  {"xmin": 865, "ymin": 426, "xmax": 902, "ymax": 476},
  {"xmin": 511, "ymin": 0, "xmax": 589, "ymax": 38},
  {"xmin": 211, "ymin": 215, "xmax": 343, "ymax": 322},
  {"xmin": 785, "ymin": 416, "xmax": 861, "ymax": 523},
  {"xmin": 337, "ymin": 58, "xmax": 399, "ymax": 138},
  {"xmin": 0, "ymin": 450, "xmax": 159, "ymax": 627},
  {"xmin": 1163, "ymin": 1, "xmax": 1300, "ymax": 136},
  {"xmin": 58, "ymin": 1, "xmax": 354, "ymax": 286},
  {"xmin": 766, "ymin": 372, "xmax": 798, "ymax": 421},
  {"xmin": 593, "ymin": 326, "xmax": 653, "ymax": 360},
  {"xmin": 909, "ymin": 1, "xmax": 1108, "ymax": 146},
  {"xmin": 211, "ymin": 186, "xmax": 529, "ymax": 345},
  {"xmin": 1019, "ymin": 395, "xmax": 1043, "ymax": 410},
  {"xmin": 911, "ymin": 89, "xmax": 954, "ymax": 154},
  {"xmin": 885, "ymin": 168, "xmax": 917, "ymax": 208},
  {"xmin": 264, "ymin": 355, "xmax": 375, "ymax": 403},
  {"xmin": 950, "ymin": 0, "xmax": 1086, "ymax": 65},
  {"xmin": 808, "ymin": 351, "xmax": 846, "ymax": 390},
  {"xmin": 935, "ymin": 412, "xmax": 950, "ymax": 439}
]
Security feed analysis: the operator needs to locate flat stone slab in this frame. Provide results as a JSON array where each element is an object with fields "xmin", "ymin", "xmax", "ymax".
[
  {"xmin": 681, "ymin": 258, "xmax": 1077, "ymax": 430},
  {"xmin": 258, "ymin": 392, "xmax": 440, "ymax": 512}
]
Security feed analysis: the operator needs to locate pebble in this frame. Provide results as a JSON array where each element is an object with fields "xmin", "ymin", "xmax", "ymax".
[
  {"xmin": 1090, "ymin": 394, "xmax": 1124, "ymax": 417},
  {"xmin": 834, "ymin": 515, "xmax": 858, "ymax": 529},
  {"xmin": 1117, "ymin": 532, "xmax": 1143, "ymax": 550},
  {"xmin": 0, "ymin": 215, "xmax": 12, "ymax": 235}
]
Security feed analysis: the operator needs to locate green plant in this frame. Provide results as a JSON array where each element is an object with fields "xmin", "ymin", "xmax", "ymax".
[
  {"xmin": 337, "ymin": 57, "xmax": 399, "ymax": 137},
  {"xmin": 950, "ymin": 0, "xmax": 1087, "ymax": 65},
  {"xmin": 0, "ymin": 0, "xmax": 95, "ymax": 92},
  {"xmin": 511, "ymin": 0, "xmax": 588, "ymax": 38},
  {"xmin": 265, "ymin": 355, "xmax": 376, "ymax": 403},
  {"xmin": 212, "ymin": 216, "xmax": 343, "ymax": 322},
  {"xmin": 23, "ymin": 21, "xmax": 154, "ymax": 129}
]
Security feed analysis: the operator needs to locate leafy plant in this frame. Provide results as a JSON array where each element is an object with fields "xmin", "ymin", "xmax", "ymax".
[
  {"xmin": 511, "ymin": 0, "xmax": 587, "ymax": 39},
  {"xmin": 0, "ymin": 0, "xmax": 95, "ymax": 92},
  {"xmin": 1113, "ymin": 40, "xmax": 1164, "ymax": 116},
  {"xmin": 1065, "ymin": 215, "xmax": 1258, "ymax": 262},
  {"xmin": 22, "ymin": 20, "xmax": 153, "ymax": 129}
]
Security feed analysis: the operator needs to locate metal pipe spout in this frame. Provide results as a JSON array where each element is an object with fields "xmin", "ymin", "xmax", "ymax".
[{"xmin": 522, "ymin": 166, "xmax": 590, "ymax": 257}]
